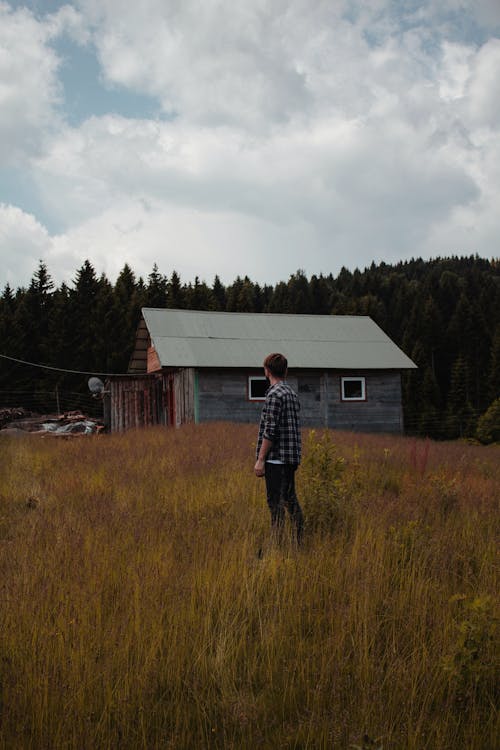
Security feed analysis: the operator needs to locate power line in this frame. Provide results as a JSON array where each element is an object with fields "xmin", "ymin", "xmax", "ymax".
[{"xmin": 0, "ymin": 353, "xmax": 132, "ymax": 377}]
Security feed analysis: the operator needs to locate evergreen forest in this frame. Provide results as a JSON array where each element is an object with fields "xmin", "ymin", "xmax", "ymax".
[{"xmin": 0, "ymin": 255, "xmax": 498, "ymax": 440}]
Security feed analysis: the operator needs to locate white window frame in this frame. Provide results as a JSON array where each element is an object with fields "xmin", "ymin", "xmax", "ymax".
[
  {"xmin": 248, "ymin": 375, "xmax": 268, "ymax": 401},
  {"xmin": 341, "ymin": 376, "xmax": 366, "ymax": 402}
]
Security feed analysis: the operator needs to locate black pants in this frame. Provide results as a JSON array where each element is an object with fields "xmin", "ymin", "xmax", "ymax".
[{"xmin": 264, "ymin": 463, "xmax": 304, "ymax": 544}]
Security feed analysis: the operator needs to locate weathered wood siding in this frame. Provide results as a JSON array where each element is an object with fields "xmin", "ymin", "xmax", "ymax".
[
  {"xmin": 198, "ymin": 371, "xmax": 263, "ymax": 423},
  {"xmin": 296, "ymin": 373, "xmax": 323, "ymax": 427},
  {"xmin": 147, "ymin": 346, "xmax": 161, "ymax": 373},
  {"xmin": 327, "ymin": 370, "xmax": 403, "ymax": 433},
  {"xmin": 109, "ymin": 374, "xmax": 166, "ymax": 432},
  {"xmin": 173, "ymin": 368, "xmax": 195, "ymax": 426},
  {"xmin": 109, "ymin": 368, "xmax": 403, "ymax": 434},
  {"xmin": 197, "ymin": 369, "xmax": 403, "ymax": 433}
]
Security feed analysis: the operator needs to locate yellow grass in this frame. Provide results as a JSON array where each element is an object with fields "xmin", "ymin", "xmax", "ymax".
[{"xmin": 0, "ymin": 424, "xmax": 498, "ymax": 749}]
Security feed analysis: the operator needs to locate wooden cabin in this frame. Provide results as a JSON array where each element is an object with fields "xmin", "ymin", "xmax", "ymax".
[{"xmin": 107, "ymin": 309, "xmax": 416, "ymax": 433}]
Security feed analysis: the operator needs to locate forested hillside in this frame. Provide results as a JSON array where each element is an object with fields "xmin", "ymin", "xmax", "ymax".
[{"xmin": 1, "ymin": 256, "xmax": 498, "ymax": 438}]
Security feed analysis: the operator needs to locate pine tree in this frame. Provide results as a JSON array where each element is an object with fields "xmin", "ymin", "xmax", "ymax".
[
  {"xmin": 287, "ymin": 270, "xmax": 311, "ymax": 313},
  {"xmin": 105, "ymin": 265, "xmax": 141, "ymax": 372},
  {"xmin": 68, "ymin": 260, "xmax": 101, "ymax": 371},
  {"xmin": 146, "ymin": 264, "xmax": 168, "ymax": 307},
  {"xmin": 211, "ymin": 275, "xmax": 226, "ymax": 311},
  {"xmin": 237, "ymin": 277, "xmax": 257, "ymax": 312},
  {"xmin": 226, "ymin": 277, "xmax": 244, "ymax": 312},
  {"xmin": 267, "ymin": 281, "xmax": 290, "ymax": 313},
  {"xmin": 10, "ymin": 261, "xmax": 56, "ymax": 410},
  {"xmin": 355, "ymin": 294, "xmax": 387, "ymax": 330},
  {"xmin": 309, "ymin": 275, "xmax": 332, "ymax": 315},
  {"xmin": 167, "ymin": 271, "xmax": 185, "ymax": 308},
  {"xmin": 487, "ymin": 324, "xmax": 500, "ymax": 403},
  {"xmin": 446, "ymin": 355, "xmax": 476, "ymax": 437},
  {"xmin": 186, "ymin": 277, "xmax": 212, "ymax": 310},
  {"xmin": 0, "ymin": 284, "xmax": 18, "ymax": 405},
  {"xmin": 93, "ymin": 274, "xmax": 116, "ymax": 371}
]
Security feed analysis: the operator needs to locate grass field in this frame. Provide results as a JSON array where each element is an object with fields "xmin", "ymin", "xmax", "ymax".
[{"xmin": 0, "ymin": 424, "xmax": 498, "ymax": 749}]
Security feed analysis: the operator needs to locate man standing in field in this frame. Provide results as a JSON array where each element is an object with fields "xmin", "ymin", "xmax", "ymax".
[{"xmin": 254, "ymin": 353, "xmax": 304, "ymax": 545}]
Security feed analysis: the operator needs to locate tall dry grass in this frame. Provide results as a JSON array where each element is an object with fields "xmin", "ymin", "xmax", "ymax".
[{"xmin": 0, "ymin": 424, "xmax": 498, "ymax": 749}]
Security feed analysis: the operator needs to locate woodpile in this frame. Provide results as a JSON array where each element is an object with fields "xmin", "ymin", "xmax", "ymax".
[
  {"xmin": 0, "ymin": 408, "xmax": 104, "ymax": 436},
  {"xmin": 0, "ymin": 407, "xmax": 34, "ymax": 429}
]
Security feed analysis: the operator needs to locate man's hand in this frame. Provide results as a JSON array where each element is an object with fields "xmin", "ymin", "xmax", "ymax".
[{"xmin": 254, "ymin": 458, "xmax": 265, "ymax": 477}]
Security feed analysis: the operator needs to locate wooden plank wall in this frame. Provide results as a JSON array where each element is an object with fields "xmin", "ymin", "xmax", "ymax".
[
  {"xmin": 198, "ymin": 370, "xmax": 326, "ymax": 427},
  {"xmin": 198, "ymin": 371, "xmax": 263, "ymax": 423},
  {"xmin": 109, "ymin": 368, "xmax": 404, "ymax": 434},
  {"xmin": 109, "ymin": 374, "xmax": 165, "ymax": 432},
  {"xmin": 173, "ymin": 368, "xmax": 195, "ymax": 426},
  {"xmin": 327, "ymin": 371, "xmax": 403, "ymax": 433},
  {"xmin": 128, "ymin": 319, "xmax": 149, "ymax": 373},
  {"xmin": 147, "ymin": 346, "xmax": 162, "ymax": 373},
  {"xmin": 197, "ymin": 369, "xmax": 404, "ymax": 433}
]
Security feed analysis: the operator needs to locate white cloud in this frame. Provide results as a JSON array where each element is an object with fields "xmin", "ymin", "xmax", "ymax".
[
  {"xmin": 11, "ymin": 109, "xmax": 481, "ymax": 287},
  {"xmin": 80, "ymin": 0, "xmax": 317, "ymax": 130},
  {"xmin": 77, "ymin": 0, "xmax": 500, "ymax": 128},
  {"xmin": 1, "ymin": 0, "xmax": 499, "ymax": 291},
  {"xmin": 46, "ymin": 199, "xmax": 314, "ymax": 286},
  {"xmin": 0, "ymin": 3, "xmax": 62, "ymax": 164},
  {"xmin": 465, "ymin": 38, "xmax": 500, "ymax": 127},
  {"xmin": 0, "ymin": 203, "xmax": 51, "ymax": 287},
  {"xmin": 45, "ymin": 4, "xmax": 90, "ymax": 45},
  {"xmin": 439, "ymin": 42, "xmax": 474, "ymax": 101}
]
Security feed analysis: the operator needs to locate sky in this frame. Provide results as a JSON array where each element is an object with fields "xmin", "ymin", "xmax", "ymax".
[{"xmin": 1, "ymin": 0, "xmax": 499, "ymax": 291}]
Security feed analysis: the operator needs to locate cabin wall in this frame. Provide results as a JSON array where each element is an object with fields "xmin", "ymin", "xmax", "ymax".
[
  {"xmin": 198, "ymin": 371, "xmax": 263, "ymax": 423},
  {"xmin": 108, "ymin": 368, "xmax": 195, "ymax": 432},
  {"xmin": 109, "ymin": 368, "xmax": 404, "ymax": 434},
  {"xmin": 173, "ymin": 368, "xmax": 195, "ymax": 426},
  {"xmin": 327, "ymin": 370, "xmax": 403, "ymax": 433},
  {"xmin": 197, "ymin": 369, "xmax": 403, "ymax": 433},
  {"xmin": 108, "ymin": 374, "xmax": 166, "ymax": 432},
  {"xmin": 296, "ymin": 373, "xmax": 324, "ymax": 427}
]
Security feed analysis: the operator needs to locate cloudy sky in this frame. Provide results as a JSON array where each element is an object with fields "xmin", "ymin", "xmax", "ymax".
[{"xmin": 1, "ymin": 0, "xmax": 499, "ymax": 290}]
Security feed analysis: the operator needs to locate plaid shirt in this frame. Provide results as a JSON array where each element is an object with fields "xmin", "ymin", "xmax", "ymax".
[{"xmin": 256, "ymin": 381, "xmax": 301, "ymax": 464}]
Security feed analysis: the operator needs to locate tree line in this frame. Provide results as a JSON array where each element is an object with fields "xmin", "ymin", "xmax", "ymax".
[{"xmin": 0, "ymin": 255, "xmax": 499, "ymax": 438}]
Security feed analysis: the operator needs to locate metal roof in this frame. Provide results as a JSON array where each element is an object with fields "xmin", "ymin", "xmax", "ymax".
[{"xmin": 141, "ymin": 308, "xmax": 416, "ymax": 370}]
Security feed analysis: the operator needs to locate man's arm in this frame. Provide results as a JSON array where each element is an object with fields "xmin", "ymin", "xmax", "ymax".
[
  {"xmin": 254, "ymin": 390, "xmax": 281, "ymax": 477},
  {"xmin": 254, "ymin": 437, "xmax": 273, "ymax": 477}
]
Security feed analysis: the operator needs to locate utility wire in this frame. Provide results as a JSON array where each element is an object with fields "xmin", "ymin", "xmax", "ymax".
[{"xmin": 0, "ymin": 353, "xmax": 133, "ymax": 377}]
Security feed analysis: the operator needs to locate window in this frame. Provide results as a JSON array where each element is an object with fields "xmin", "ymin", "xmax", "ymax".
[
  {"xmin": 248, "ymin": 376, "xmax": 269, "ymax": 401},
  {"xmin": 341, "ymin": 376, "xmax": 366, "ymax": 401}
]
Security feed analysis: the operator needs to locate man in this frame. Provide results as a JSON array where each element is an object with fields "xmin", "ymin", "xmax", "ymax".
[{"xmin": 254, "ymin": 352, "xmax": 304, "ymax": 544}]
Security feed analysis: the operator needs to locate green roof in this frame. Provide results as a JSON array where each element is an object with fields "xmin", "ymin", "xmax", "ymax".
[{"xmin": 138, "ymin": 309, "xmax": 416, "ymax": 370}]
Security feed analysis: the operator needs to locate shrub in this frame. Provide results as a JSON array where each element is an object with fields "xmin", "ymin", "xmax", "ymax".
[
  {"xmin": 443, "ymin": 595, "xmax": 498, "ymax": 708},
  {"xmin": 300, "ymin": 430, "xmax": 351, "ymax": 534},
  {"xmin": 476, "ymin": 398, "xmax": 500, "ymax": 444}
]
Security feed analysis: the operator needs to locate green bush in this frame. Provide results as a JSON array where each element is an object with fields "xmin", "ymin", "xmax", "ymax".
[
  {"xmin": 443, "ymin": 595, "xmax": 498, "ymax": 708},
  {"xmin": 476, "ymin": 398, "xmax": 500, "ymax": 444},
  {"xmin": 300, "ymin": 430, "xmax": 351, "ymax": 534}
]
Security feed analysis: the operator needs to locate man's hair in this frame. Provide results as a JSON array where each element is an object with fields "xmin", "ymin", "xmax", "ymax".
[{"xmin": 264, "ymin": 353, "xmax": 288, "ymax": 377}]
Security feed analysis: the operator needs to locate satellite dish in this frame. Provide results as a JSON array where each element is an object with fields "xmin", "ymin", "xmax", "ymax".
[{"xmin": 88, "ymin": 376, "xmax": 105, "ymax": 395}]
